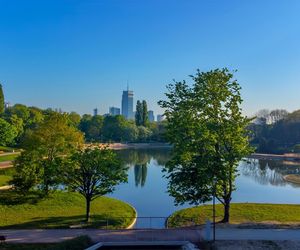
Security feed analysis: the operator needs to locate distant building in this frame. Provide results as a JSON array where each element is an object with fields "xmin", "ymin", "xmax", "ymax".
[
  {"xmin": 93, "ymin": 108, "xmax": 98, "ymax": 116},
  {"xmin": 157, "ymin": 114, "xmax": 165, "ymax": 122},
  {"xmin": 121, "ymin": 89, "xmax": 134, "ymax": 119},
  {"xmin": 4, "ymin": 102, "xmax": 10, "ymax": 109},
  {"xmin": 109, "ymin": 107, "xmax": 120, "ymax": 116},
  {"xmin": 148, "ymin": 110, "xmax": 155, "ymax": 122}
]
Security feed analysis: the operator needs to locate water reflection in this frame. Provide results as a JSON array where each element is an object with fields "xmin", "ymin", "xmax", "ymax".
[
  {"xmin": 240, "ymin": 159, "xmax": 300, "ymax": 186},
  {"xmin": 116, "ymin": 148, "xmax": 171, "ymax": 188}
]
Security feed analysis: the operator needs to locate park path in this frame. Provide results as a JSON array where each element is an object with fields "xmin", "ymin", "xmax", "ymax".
[
  {"xmin": 1, "ymin": 228, "xmax": 300, "ymax": 244},
  {"xmin": 0, "ymin": 229, "xmax": 202, "ymax": 243}
]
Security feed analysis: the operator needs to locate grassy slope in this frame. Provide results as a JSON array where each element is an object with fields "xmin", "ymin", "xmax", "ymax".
[
  {"xmin": 0, "ymin": 191, "xmax": 136, "ymax": 229},
  {"xmin": 0, "ymin": 236, "xmax": 93, "ymax": 250},
  {"xmin": 0, "ymin": 154, "xmax": 18, "ymax": 162},
  {"xmin": 168, "ymin": 203, "xmax": 300, "ymax": 228},
  {"xmin": 0, "ymin": 175, "xmax": 12, "ymax": 186}
]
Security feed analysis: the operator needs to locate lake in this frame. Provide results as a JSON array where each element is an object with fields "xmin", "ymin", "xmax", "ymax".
[{"xmin": 109, "ymin": 148, "xmax": 300, "ymax": 228}]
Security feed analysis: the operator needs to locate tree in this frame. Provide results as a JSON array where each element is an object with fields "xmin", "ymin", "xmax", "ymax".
[
  {"xmin": 68, "ymin": 112, "xmax": 81, "ymax": 128},
  {"xmin": 0, "ymin": 84, "xmax": 4, "ymax": 114},
  {"xmin": 135, "ymin": 100, "xmax": 143, "ymax": 126},
  {"xmin": 142, "ymin": 100, "xmax": 148, "ymax": 126},
  {"xmin": 102, "ymin": 115, "xmax": 127, "ymax": 142},
  {"xmin": 21, "ymin": 113, "xmax": 84, "ymax": 194},
  {"xmin": 11, "ymin": 151, "xmax": 41, "ymax": 193},
  {"xmin": 65, "ymin": 148, "xmax": 127, "ymax": 222},
  {"xmin": 0, "ymin": 118, "xmax": 18, "ymax": 146},
  {"xmin": 159, "ymin": 68, "xmax": 253, "ymax": 223}
]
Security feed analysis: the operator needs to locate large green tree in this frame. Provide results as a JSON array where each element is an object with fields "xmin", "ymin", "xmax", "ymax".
[
  {"xmin": 142, "ymin": 100, "xmax": 148, "ymax": 126},
  {"xmin": 159, "ymin": 68, "xmax": 253, "ymax": 223},
  {"xmin": 135, "ymin": 100, "xmax": 143, "ymax": 126},
  {"xmin": 65, "ymin": 148, "xmax": 127, "ymax": 222},
  {"xmin": 0, "ymin": 118, "xmax": 18, "ymax": 146},
  {"xmin": 19, "ymin": 113, "xmax": 84, "ymax": 194}
]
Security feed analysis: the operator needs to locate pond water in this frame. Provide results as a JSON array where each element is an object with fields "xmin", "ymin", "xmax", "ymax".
[{"xmin": 109, "ymin": 148, "xmax": 300, "ymax": 228}]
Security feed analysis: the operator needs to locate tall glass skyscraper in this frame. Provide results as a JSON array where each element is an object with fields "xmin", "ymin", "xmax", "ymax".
[{"xmin": 121, "ymin": 89, "xmax": 134, "ymax": 119}]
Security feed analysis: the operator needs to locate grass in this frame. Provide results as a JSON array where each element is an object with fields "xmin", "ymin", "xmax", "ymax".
[
  {"xmin": 0, "ymin": 175, "xmax": 12, "ymax": 186},
  {"xmin": 0, "ymin": 146, "xmax": 20, "ymax": 153},
  {"xmin": 168, "ymin": 203, "xmax": 300, "ymax": 228},
  {"xmin": 0, "ymin": 191, "xmax": 136, "ymax": 229},
  {"xmin": 283, "ymin": 174, "xmax": 300, "ymax": 185},
  {"xmin": 0, "ymin": 154, "xmax": 18, "ymax": 162},
  {"xmin": 0, "ymin": 235, "xmax": 93, "ymax": 250}
]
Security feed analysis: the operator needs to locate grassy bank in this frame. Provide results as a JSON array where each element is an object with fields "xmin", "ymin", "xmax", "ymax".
[
  {"xmin": 0, "ymin": 236, "xmax": 93, "ymax": 250},
  {"xmin": 168, "ymin": 203, "xmax": 300, "ymax": 228},
  {"xmin": 0, "ymin": 154, "xmax": 18, "ymax": 162},
  {"xmin": 0, "ymin": 191, "xmax": 136, "ymax": 229},
  {"xmin": 0, "ymin": 168, "xmax": 15, "ymax": 186}
]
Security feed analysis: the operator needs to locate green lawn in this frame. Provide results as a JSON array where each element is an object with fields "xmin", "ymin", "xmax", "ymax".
[
  {"xmin": 0, "ymin": 236, "xmax": 93, "ymax": 250},
  {"xmin": 0, "ymin": 175, "xmax": 12, "ymax": 186},
  {"xmin": 0, "ymin": 191, "xmax": 136, "ymax": 229},
  {"xmin": 0, "ymin": 146, "xmax": 20, "ymax": 153},
  {"xmin": 0, "ymin": 154, "xmax": 19, "ymax": 162},
  {"xmin": 168, "ymin": 203, "xmax": 300, "ymax": 228}
]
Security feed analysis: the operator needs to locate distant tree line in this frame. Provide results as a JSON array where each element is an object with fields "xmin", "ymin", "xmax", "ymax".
[
  {"xmin": 249, "ymin": 109, "xmax": 300, "ymax": 154},
  {"xmin": 0, "ymin": 84, "xmax": 166, "ymax": 148}
]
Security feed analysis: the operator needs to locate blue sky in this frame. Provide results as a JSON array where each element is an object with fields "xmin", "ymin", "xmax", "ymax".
[{"xmin": 1, "ymin": 0, "xmax": 300, "ymax": 116}]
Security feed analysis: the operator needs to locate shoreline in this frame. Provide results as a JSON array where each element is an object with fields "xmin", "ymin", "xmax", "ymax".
[
  {"xmin": 249, "ymin": 153, "xmax": 300, "ymax": 162},
  {"xmin": 87, "ymin": 142, "xmax": 172, "ymax": 150}
]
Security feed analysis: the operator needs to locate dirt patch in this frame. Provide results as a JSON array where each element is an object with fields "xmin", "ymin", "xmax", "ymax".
[{"xmin": 283, "ymin": 174, "xmax": 300, "ymax": 185}]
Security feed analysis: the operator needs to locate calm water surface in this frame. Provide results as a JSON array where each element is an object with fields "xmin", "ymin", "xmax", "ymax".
[{"xmin": 109, "ymin": 148, "xmax": 300, "ymax": 227}]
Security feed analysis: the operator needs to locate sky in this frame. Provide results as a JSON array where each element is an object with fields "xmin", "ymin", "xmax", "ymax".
[{"xmin": 1, "ymin": 0, "xmax": 300, "ymax": 116}]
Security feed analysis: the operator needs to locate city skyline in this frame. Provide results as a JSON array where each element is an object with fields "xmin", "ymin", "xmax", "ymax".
[{"xmin": 2, "ymin": 1, "xmax": 300, "ymax": 116}]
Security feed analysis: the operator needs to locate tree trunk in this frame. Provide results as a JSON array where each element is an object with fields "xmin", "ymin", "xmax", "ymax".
[
  {"xmin": 221, "ymin": 198, "xmax": 230, "ymax": 223},
  {"xmin": 85, "ymin": 197, "xmax": 91, "ymax": 223}
]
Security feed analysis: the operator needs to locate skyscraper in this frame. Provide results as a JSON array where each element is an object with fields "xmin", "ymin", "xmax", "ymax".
[
  {"xmin": 121, "ymin": 88, "xmax": 134, "ymax": 119},
  {"xmin": 93, "ymin": 108, "xmax": 98, "ymax": 116},
  {"xmin": 148, "ymin": 110, "xmax": 155, "ymax": 122},
  {"xmin": 109, "ymin": 107, "xmax": 121, "ymax": 116}
]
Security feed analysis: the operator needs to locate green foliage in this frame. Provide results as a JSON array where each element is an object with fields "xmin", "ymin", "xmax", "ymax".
[
  {"xmin": 79, "ymin": 115, "xmax": 103, "ymax": 141},
  {"xmin": 0, "ymin": 118, "xmax": 18, "ymax": 146},
  {"xmin": 102, "ymin": 115, "xmax": 127, "ymax": 142},
  {"xmin": 11, "ymin": 151, "xmax": 41, "ymax": 193},
  {"xmin": 135, "ymin": 100, "xmax": 148, "ymax": 127},
  {"xmin": 135, "ymin": 100, "xmax": 143, "ymax": 126},
  {"xmin": 68, "ymin": 111, "xmax": 81, "ymax": 128},
  {"xmin": 65, "ymin": 148, "xmax": 127, "ymax": 222},
  {"xmin": 0, "ymin": 83, "xmax": 4, "ymax": 114},
  {"xmin": 13, "ymin": 113, "xmax": 84, "ymax": 194},
  {"xmin": 137, "ymin": 126, "xmax": 152, "ymax": 142},
  {"xmin": 159, "ymin": 68, "xmax": 253, "ymax": 223},
  {"xmin": 142, "ymin": 100, "xmax": 148, "ymax": 126}
]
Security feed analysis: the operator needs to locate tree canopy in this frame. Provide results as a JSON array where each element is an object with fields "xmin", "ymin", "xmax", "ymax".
[{"xmin": 159, "ymin": 68, "xmax": 253, "ymax": 223}]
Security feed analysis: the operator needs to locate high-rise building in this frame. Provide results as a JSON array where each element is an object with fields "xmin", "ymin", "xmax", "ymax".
[
  {"xmin": 157, "ymin": 114, "xmax": 165, "ymax": 122},
  {"xmin": 93, "ymin": 108, "xmax": 98, "ymax": 116},
  {"xmin": 109, "ymin": 107, "xmax": 120, "ymax": 116},
  {"xmin": 148, "ymin": 110, "xmax": 155, "ymax": 122},
  {"xmin": 4, "ymin": 102, "xmax": 10, "ymax": 109},
  {"xmin": 121, "ymin": 89, "xmax": 134, "ymax": 119}
]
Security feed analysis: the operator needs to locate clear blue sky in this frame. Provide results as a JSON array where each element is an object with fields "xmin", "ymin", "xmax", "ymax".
[{"xmin": 1, "ymin": 0, "xmax": 300, "ymax": 116}]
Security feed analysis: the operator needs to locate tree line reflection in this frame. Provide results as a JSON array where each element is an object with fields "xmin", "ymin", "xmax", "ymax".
[
  {"xmin": 116, "ymin": 148, "xmax": 171, "ymax": 187},
  {"xmin": 240, "ymin": 158, "xmax": 300, "ymax": 187}
]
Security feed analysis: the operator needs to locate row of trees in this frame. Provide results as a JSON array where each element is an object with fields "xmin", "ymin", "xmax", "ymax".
[
  {"xmin": 0, "ymin": 84, "xmax": 166, "ymax": 148},
  {"xmin": 249, "ymin": 109, "xmax": 300, "ymax": 153}
]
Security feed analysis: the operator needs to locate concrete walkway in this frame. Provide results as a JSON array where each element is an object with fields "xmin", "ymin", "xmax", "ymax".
[
  {"xmin": 1, "ymin": 228, "xmax": 300, "ymax": 244},
  {"xmin": 215, "ymin": 228, "xmax": 300, "ymax": 241},
  {"xmin": 0, "ymin": 229, "xmax": 202, "ymax": 243}
]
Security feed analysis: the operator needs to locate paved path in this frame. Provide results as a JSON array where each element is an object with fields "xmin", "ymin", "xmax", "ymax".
[
  {"xmin": 1, "ymin": 228, "xmax": 300, "ymax": 244},
  {"xmin": 215, "ymin": 228, "xmax": 300, "ymax": 241},
  {"xmin": 0, "ymin": 161, "xmax": 13, "ymax": 169},
  {"xmin": 0, "ymin": 229, "xmax": 202, "ymax": 243}
]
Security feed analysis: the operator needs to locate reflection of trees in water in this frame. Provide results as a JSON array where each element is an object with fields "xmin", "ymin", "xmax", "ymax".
[
  {"xmin": 240, "ymin": 158, "xmax": 300, "ymax": 186},
  {"xmin": 134, "ymin": 164, "xmax": 147, "ymax": 187},
  {"xmin": 116, "ymin": 148, "xmax": 171, "ymax": 188}
]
